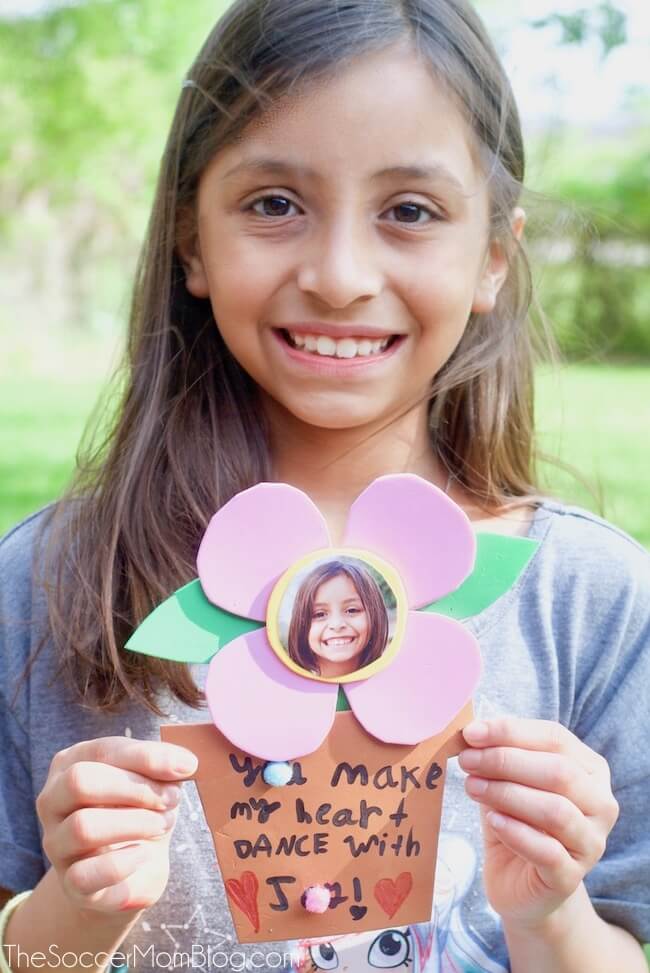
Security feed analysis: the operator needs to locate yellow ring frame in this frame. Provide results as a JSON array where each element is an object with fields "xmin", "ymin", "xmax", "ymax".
[{"xmin": 266, "ymin": 547, "xmax": 407, "ymax": 684}]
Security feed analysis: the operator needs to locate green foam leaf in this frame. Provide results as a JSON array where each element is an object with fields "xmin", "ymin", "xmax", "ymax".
[
  {"xmin": 336, "ymin": 686, "xmax": 351, "ymax": 712},
  {"xmin": 423, "ymin": 534, "xmax": 539, "ymax": 620},
  {"xmin": 125, "ymin": 579, "xmax": 263, "ymax": 663}
]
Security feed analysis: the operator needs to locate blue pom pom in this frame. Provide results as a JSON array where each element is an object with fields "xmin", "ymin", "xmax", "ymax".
[{"xmin": 263, "ymin": 761, "xmax": 293, "ymax": 786}]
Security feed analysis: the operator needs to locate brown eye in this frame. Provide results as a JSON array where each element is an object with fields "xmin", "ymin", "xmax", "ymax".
[
  {"xmin": 250, "ymin": 195, "xmax": 298, "ymax": 217},
  {"xmin": 385, "ymin": 200, "xmax": 442, "ymax": 225},
  {"xmin": 394, "ymin": 203, "xmax": 422, "ymax": 222}
]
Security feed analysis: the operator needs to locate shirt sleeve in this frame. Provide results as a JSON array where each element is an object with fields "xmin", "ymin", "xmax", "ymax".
[
  {"xmin": 0, "ymin": 514, "xmax": 48, "ymax": 893},
  {"xmin": 563, "ymin": 513, "xmax": 650, "ymax": 943},
  {"xmin": 0, "ymin": 696, "xmax": 45, "ymax": 891}
]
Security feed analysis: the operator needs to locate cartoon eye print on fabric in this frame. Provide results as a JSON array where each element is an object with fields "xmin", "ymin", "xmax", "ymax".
[
  {"xmin": 309, "ymin": 942, "xmax": 339, "ymax": 970},
  {"xmin": 367, "ymin": 929, "xmax": 412, "ymax": 968},
  {"xmin": 309, "ymin": 928, "xmax": 412, "ymax": 970}
]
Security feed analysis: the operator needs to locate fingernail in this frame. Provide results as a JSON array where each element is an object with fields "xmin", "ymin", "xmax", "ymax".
[
  {"xmin": 464, "ymin": 720, "xmax": 488, "ymax": 742},
  {"xmin": 161, "ymin": 785, "xmax": 181, "ymax": 808},
  {"xmin": 466, "ymin": 776, "xmax": 488, "ymax": 795},
  {"xmin": 173, "ymin": 753, "xmax": 198, "ymax": 775},
  {"xmin": 487, "ymin": 811, "xmax": 507, "ymax": 829},
  {"xmin": 120, "ymin": 898, "xmax": 151, "ymax": 912},
  {"xmin": 459, "ymin": 749, "xmax": 481, "ymax": 770},
  {"xmin": 161, "ymin": 808, "xmax": 178, "ymax": 829}
]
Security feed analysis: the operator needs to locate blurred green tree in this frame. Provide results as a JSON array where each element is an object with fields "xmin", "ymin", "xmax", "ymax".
[
  {"xmin": 530, "ymin": 1, "xmax": 627, "ymax": 57},
  {"xmin": 0, "ymin": 0, "xmax": 224, "ymax": 330},
  {"xmin": 0, "ymin": 0, "xmax": 219, "ymax": 209},
  {"xmin": 521, "ymin": 2, "xmax": 650, "ymax": 358}
]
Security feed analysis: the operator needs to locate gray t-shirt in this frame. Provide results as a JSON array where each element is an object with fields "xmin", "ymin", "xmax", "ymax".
[{"xmin": 1, "ymin": 501, "xmax": 649, "ymax": 972}]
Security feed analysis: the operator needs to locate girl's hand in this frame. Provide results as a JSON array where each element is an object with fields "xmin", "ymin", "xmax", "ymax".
[
  {"xmin": 458, "ymin": 718, "xmax": 619, "ymax": 930},
  {"xmin": 37, "ymin": 736, "xmax": 198, "ymax": 915}
]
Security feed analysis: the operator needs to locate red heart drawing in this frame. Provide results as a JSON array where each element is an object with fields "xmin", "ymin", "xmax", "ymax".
[
  {"xmin": 225, "ymin": 871, "xmax": 260, "ymax": 933},
  {"xmin": 374, "ymin": 872, "xmax": 413, "ymax": 919}
]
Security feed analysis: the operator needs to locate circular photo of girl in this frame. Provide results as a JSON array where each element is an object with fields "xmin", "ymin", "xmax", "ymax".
[{"xmin": 279, "ymin": 556, "xmax": 397, "ymax": 680}]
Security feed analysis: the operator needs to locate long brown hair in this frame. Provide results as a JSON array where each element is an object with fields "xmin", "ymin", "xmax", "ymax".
[
  {"xmin": 32, "ymin": 0, "xmax": 553, "ymax": 714},
  {"xmin": 287, "ymin": 560, "xmax": 390, "ymax": 676}
]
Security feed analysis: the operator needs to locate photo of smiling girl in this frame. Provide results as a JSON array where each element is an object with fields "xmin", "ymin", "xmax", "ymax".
[{"xmin": 286, "ymin": 559, "xmax": 392, "ymax": 679}]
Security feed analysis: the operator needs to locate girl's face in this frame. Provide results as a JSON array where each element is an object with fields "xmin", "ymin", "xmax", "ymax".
[
  {"xmin": 307, "ymin": 574, "xmax": 369, "ymax": 672},
  {"xmin": 182, "ymin": 42, "xmax": 514, "ymax": 433}
]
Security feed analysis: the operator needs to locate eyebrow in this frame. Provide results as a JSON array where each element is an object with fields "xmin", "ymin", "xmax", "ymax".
[
  {"xmin": 222, "ymin": 157, "xmax": 467, "ymax": 194},
  {"xmin": 313, "ymin": 598, "xmax": 363, "ymax": 608}
]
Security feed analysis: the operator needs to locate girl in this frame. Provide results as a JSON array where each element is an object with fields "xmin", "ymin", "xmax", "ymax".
[
  {"xmin": 286, "ymin": 559, "xmax": 390, "ymax": 678},
  {"xmin": 0, "ymin": 1, "xmax": 648, "ymax": 971}
]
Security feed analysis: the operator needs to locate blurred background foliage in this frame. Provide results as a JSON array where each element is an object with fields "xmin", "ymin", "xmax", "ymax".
[{"xmin": 0, "ymin": 0, "xmax": 648, "ymax": 545}]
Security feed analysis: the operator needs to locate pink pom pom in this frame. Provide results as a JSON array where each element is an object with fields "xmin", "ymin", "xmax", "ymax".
[{"xmin": 302, "ymin": 885, "xmax": 332, "ymax": 914}]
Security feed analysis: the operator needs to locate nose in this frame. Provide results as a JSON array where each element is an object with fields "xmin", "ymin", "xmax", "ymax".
[
  {"xmin": 327, "ymin": 612, "xmax": 347, "ymax": 631},
  {"xmin": 297, "ymin": 214, "xmax": 383, "ymax": 308}
]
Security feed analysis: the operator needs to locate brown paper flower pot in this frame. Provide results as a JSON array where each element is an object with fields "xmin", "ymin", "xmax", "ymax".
[{"xmin": 161, "ymin": 702, "xmax": 471, "ymax": 944}]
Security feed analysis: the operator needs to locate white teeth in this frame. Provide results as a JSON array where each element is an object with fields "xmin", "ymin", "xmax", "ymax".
[
  {"xmin": 316, "ymin": 335, "xmax": 337, "ymax": 356},
  {"xmin": 288, "ymin": 331, "xmax": 392, "ymax": 358},
  {"xmin": 335, "ymin": 338, "xmax": 358, "ymax": 359}
]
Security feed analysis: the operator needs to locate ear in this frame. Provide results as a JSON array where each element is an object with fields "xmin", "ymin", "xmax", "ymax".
[
  {"xmin": 472, "ymin": 207, "xmax": 526, "ymax": 315},
  {"xmin": 176, "ymin": 221, "xmax": 211, "ymax": 299}
]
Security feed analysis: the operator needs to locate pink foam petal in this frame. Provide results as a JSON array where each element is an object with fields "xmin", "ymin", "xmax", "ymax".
[
  {"xmin": 197, "ymin": 482, "xmax": 330, "ymax": 620},
  {"xmin": 344, "ymin": 610, "xmax": 481, "ymax": 744},
  {"xmin": 342, "ymin": 474, "xmax": 476, "ymax": 608},
  {"xmin": 205, "ymin": 627, "xmax": 338, "ymax": 761}
]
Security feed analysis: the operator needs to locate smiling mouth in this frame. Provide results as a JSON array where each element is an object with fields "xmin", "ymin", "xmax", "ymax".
[
  {"xmin": 281, "ymin": 329, "xmax": 401, "ymax": 359},
  {"xmin": 323, "ymin": 636, "xmax": 356, "ymax": 646}
]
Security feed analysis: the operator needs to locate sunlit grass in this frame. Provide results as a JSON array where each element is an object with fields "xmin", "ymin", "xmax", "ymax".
[{"xmin": 536, "ymin": 364, "xmax": 649, "ymax": 548}]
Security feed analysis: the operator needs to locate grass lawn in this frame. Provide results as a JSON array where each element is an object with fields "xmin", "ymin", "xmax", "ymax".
[
  {"xmin": 536, "ymin": 364, "xmax": 649, "ymax": 548},
  {"xmin": 0, "ymin": 332, "xmax": 120, "ymax": 536},
  {"xmin": 1, "ymin": 339, "xmax": 648, "ymax": 548}
]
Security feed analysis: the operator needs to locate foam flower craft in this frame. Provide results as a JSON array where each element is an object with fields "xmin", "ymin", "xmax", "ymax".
[{"xmin": 126, "ymin": 475, "xmax": 538, "ymax": 761}]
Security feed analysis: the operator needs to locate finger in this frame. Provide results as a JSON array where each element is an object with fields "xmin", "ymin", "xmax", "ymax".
[
  {"xmin": 80, "ymin": 860, "xmax": 169, "ymax": 914},
  {"xmin": 79, "ymin": 833, "xmax": 177, "ymax": 914},
  {"xmin": 483, "ymin": 806, "xmax": 572, "ymax": 869},
  {"xmin": 65, "ymin": 843, "xmax": 153, "ymax": 897},
  {"xmin": 465, "ymin": 777, "xmax": 606, "ymax": 863},
  {"xmin": 49, "ymin": 737, "xmax": 198, "ymax": 782},
  {"xmin": 482, "ymin": 808, "xmax": 582, "ymax": 897},
  {"xmin": 462, "ymin": 718, "xmax": 601, "ymax": 773},
  {"xmin": 51, "ymin": 807, "xmax": 178, "ymax": 863},
  {"xmin": 458, "ymin": 746, "xmax": 601, "ymax": 815},
  {"xmin": 45, "ymin": 762, "xmax": 182, "ymax": 823}
]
